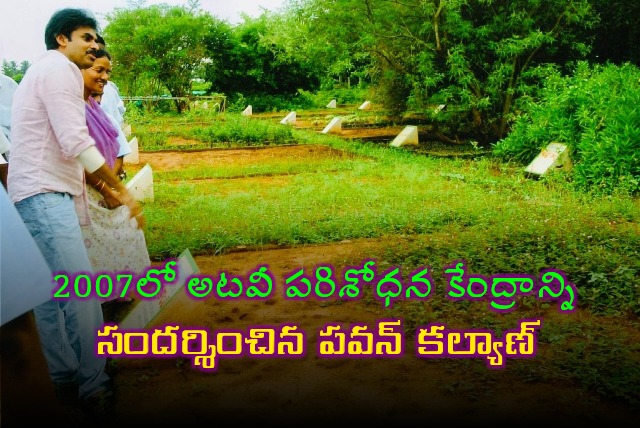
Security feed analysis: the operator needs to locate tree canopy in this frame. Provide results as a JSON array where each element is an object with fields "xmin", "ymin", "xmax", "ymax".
[
  {"xmin": 202, "ymin": 14, "xmax": 321, "ymax": 99},
  {"xmin": 271, "ymin": 0, "xmax": 598, "ymax": 140},
  {"xmin": 89, "ymin": 0, "xmax": 637, "ymax": 137},
  {"xmin": 104, "ymin": 3, "xmax": 216, "ymax": 112},
  {"xmin": 2, "ymin": 60, "xmax": 30, "ymax": 84}
]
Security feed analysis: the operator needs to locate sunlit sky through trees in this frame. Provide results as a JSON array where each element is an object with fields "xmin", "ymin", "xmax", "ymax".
[{"xmin": 0, "ymin": 0, "xmax": 286, "ymax": 63}]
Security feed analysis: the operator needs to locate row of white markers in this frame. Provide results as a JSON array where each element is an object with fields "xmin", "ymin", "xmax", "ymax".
[
  {"xmin": 265, "ymin": 101, "xmax": 571, "ymax": 174},
  {"xmin": 242, "ymin": 100, "xmax": 418, "ymax": 147}
]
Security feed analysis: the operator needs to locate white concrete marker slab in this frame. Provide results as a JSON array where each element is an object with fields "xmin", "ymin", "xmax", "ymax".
[
  {"xmin": 326, "ymin": 99, "xmax": 337, "ymax": 108},
  {"xmin": 122, "ymin": 123, "xmax": 132, "ymax": 138},
  {"xmin": 358, "ymin": 101, "xmax": 371, "ymax": 110},
  {"xmin": 119, "ymin": 248, "xmax": 200, "ymax": 329},
  {"xmin": 390, "ymin": 125, "xmax": 419, "ymax": 147},
  {"xmin": 524, "ymin": 142, "xmax": 572, "ymax": 178},
  {"xmin": 126, "ymin": 163, "xmax": 154, "ymax": 202},
  {"xmin": 123, "ymin": 137, "xmax": 139, "ymax": 165},
  {"xmin": 242, "ymin": 105, "xmax": 252, "ymax": 116},
  {"xmin": 321, "ymin": 116, "xmax": 342, "ymax": 134},
  {"xmin": 280, "ymin": 111, "xmax": 296, "ymax": 125},
  {"xmin": 434, "ymin": 104, "xmax": 446, "ymax": 114}
]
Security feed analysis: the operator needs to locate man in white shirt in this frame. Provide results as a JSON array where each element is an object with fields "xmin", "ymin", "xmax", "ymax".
[
  {"xmin": 101, "ymin": 80, "xmax": 126, "ymax": 127},
  {"xmin": 95, "ymin": 34, "xmax": 128, "ymax": 180},
  {"xmin": 96, "ymin": 34, "xmax": 126, "ymax": 127}
]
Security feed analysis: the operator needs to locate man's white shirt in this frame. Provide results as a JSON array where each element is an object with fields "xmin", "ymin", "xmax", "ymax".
[{"xmin": 101, "ymin": 81, "xmax": 126, "ymax": 127}]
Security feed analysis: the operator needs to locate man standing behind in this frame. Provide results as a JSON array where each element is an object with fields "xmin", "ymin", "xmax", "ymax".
[
  {"xmin": 7, "ymin": 8, "xmax": 145, "ymax": 419},
  {"xmin": 94, "ymin": 35, "xmax": 129, "ymax": 181},
  {"xmin": 96, "ymin": 35, "xmax": 126, "ymax": 129}
]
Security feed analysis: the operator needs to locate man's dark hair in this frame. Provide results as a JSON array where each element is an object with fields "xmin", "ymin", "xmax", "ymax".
[
  {"xmin": 96, "ymin": 34, "xmax": 106, "ymax": 47},
  {"xmin": 44, "ymin": 8, "xmax": 99, "ymax": 50}
]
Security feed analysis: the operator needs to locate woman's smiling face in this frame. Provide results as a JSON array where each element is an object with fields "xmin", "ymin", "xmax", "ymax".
[{"xmin": 83, "ymin": 55, "xmax": 112, "ymax": 97}]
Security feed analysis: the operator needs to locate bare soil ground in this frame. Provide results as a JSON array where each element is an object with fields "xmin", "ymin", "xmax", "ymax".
[
  {"xmin": 109, "ymin": 242, "xmax": 640, "ymax": 426},
  {"xmin": 106, "ymin": 125, "xmax": 639, "ymax": 425}
]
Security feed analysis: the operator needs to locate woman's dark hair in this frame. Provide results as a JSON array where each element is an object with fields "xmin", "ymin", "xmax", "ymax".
[
  {"xmin": 44, "ymin": 8, "xmax": 99, "ymax": 50},
  {"xmin": 95, "ymin": 48, "xmax": 112, "ymax": 61}
]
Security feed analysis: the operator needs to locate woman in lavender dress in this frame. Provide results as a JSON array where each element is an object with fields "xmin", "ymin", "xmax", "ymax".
[{"xmin": 81, "ymin": 49, "xmax": 151, "ymax": 304}]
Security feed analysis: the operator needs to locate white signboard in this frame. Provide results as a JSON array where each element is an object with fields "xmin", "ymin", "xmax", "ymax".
[
  {"xmin": 524, "ymin": 143, "xmax": 572, "ymax": 177},
  {"xmin": 321, "ymin": 116, "xmax": 342, "ymax": 134},
  {"xmin": 280, "ymin": 111, "xmax": 296, "ymax": 125},
  {"xmin": 124, "ymin": 136, "xmax": 139, "ymax": 165},
  {"xmin": 126, "ymin": 163, "xmax": 154, "ymax": 202},
  {"xmin": 119, "ymin": 248, "xmax": 199, "ymax": 329}
]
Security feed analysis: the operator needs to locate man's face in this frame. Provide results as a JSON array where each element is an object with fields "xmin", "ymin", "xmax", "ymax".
[{"xmin": 57, "ymin": 26, "xmax": 99, "ymax": 69}]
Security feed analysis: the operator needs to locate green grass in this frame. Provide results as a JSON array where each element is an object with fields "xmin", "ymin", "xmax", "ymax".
[
  {"xmin": 130, "ymin": 112, "xmax": 639, "ymax": 314},
  {"xmin": 127, "ymin": 110, "xmax": 640, "ymax": 406}
]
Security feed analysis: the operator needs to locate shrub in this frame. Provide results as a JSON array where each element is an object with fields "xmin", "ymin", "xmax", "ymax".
[
  {"xmin": 297, "ymin": 87, "xmax": 370, "ymax": 108},
  {"xmin": 226, "ymin": 92, "xmax": 315, "ymax": 113},
  {"xmin": 188, "ymin": 114, "xmax": 294, "ymax": 146},
  {"xmin": 493, "ymin": 62, "xmax": 640, "ymax": 195}
]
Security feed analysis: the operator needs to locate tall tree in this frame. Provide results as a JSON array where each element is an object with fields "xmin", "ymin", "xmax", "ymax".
[
  {"xmin": 442, "ymin": 0, "xmax": 596, "ymax": 139},
  {"xmin": 2, "ymin": 60, "xmax": 30, "ymax": 83},
  {"xmin": 281, "ymin": 0, "xmax": 596, "ymax": 141},
  {"xmin": 266, "ymin": 0, "xmax": 372, "ymax": 90},
  {"xmin": 203, "ymin": 14, "xmax": 321, "ymax": 98},
  {"xmin": 104, "ymin": 2, "xmax": 217, "ymax": 112}
]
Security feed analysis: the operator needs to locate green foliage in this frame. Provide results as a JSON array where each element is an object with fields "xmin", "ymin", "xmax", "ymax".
[
  {"xmin": 2, "ymin": 60, "xmax": 29, "ymax": 83},
  {"xmin": 128, "ymin": 111, "xmax": 295, "ymax": 148},
  {"xmin": 493, "ymin": 62, "xmax": 640, "ymax": 194},
  {"xmin": 285, "ymin": 0, "xmax": 596, "ymax": 141},
  {"xmin": 188, "ymin": 114, "xmax": 294, "ymax": 145},
  {"xmin": 265, "ymin": 0, "xmax": 372, "ymax": 90},
  {"xmin": 204, "ymin": 14, "xmax": 320, "ymax": 99},
  {"xmin": 371, "ymin": 70, "xmax": 412, "ymax": 120},
  {"xmin": 104, "ymin": 4, "xmax": 218, "ymax": 112},
  {"xmin": 227, "ymin": 92, "xmax": 315, "ymax": 113}
]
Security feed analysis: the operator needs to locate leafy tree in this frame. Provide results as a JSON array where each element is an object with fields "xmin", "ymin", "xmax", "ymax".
[
  {"xmin": 203, "ymin": 14, "xmax": 321, "ymax": 102},
  {"xmin": 441, "ymin": 0, "xmax": 596, "ymax": 139},
  {"xmin": 589, "ymin": 0, "xmax": 640, "ymax": 65},
  {"xmin": 281, "ymin": 0, "xmax": 596, "ymax": 142},
  {"xmin": 264, "ymin": 0, "xmax": 372, "ymax": 91},
  {"xmin": 104, "ymin": 2, "xmax": 217, "ymax": 112},
  {"xmin": 2, "ymin": 60, "xmax": 30, "ymax": 83},
  {"xmin": 199, "ymin": 18, "xmax": 236, "ymax": 94}
]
